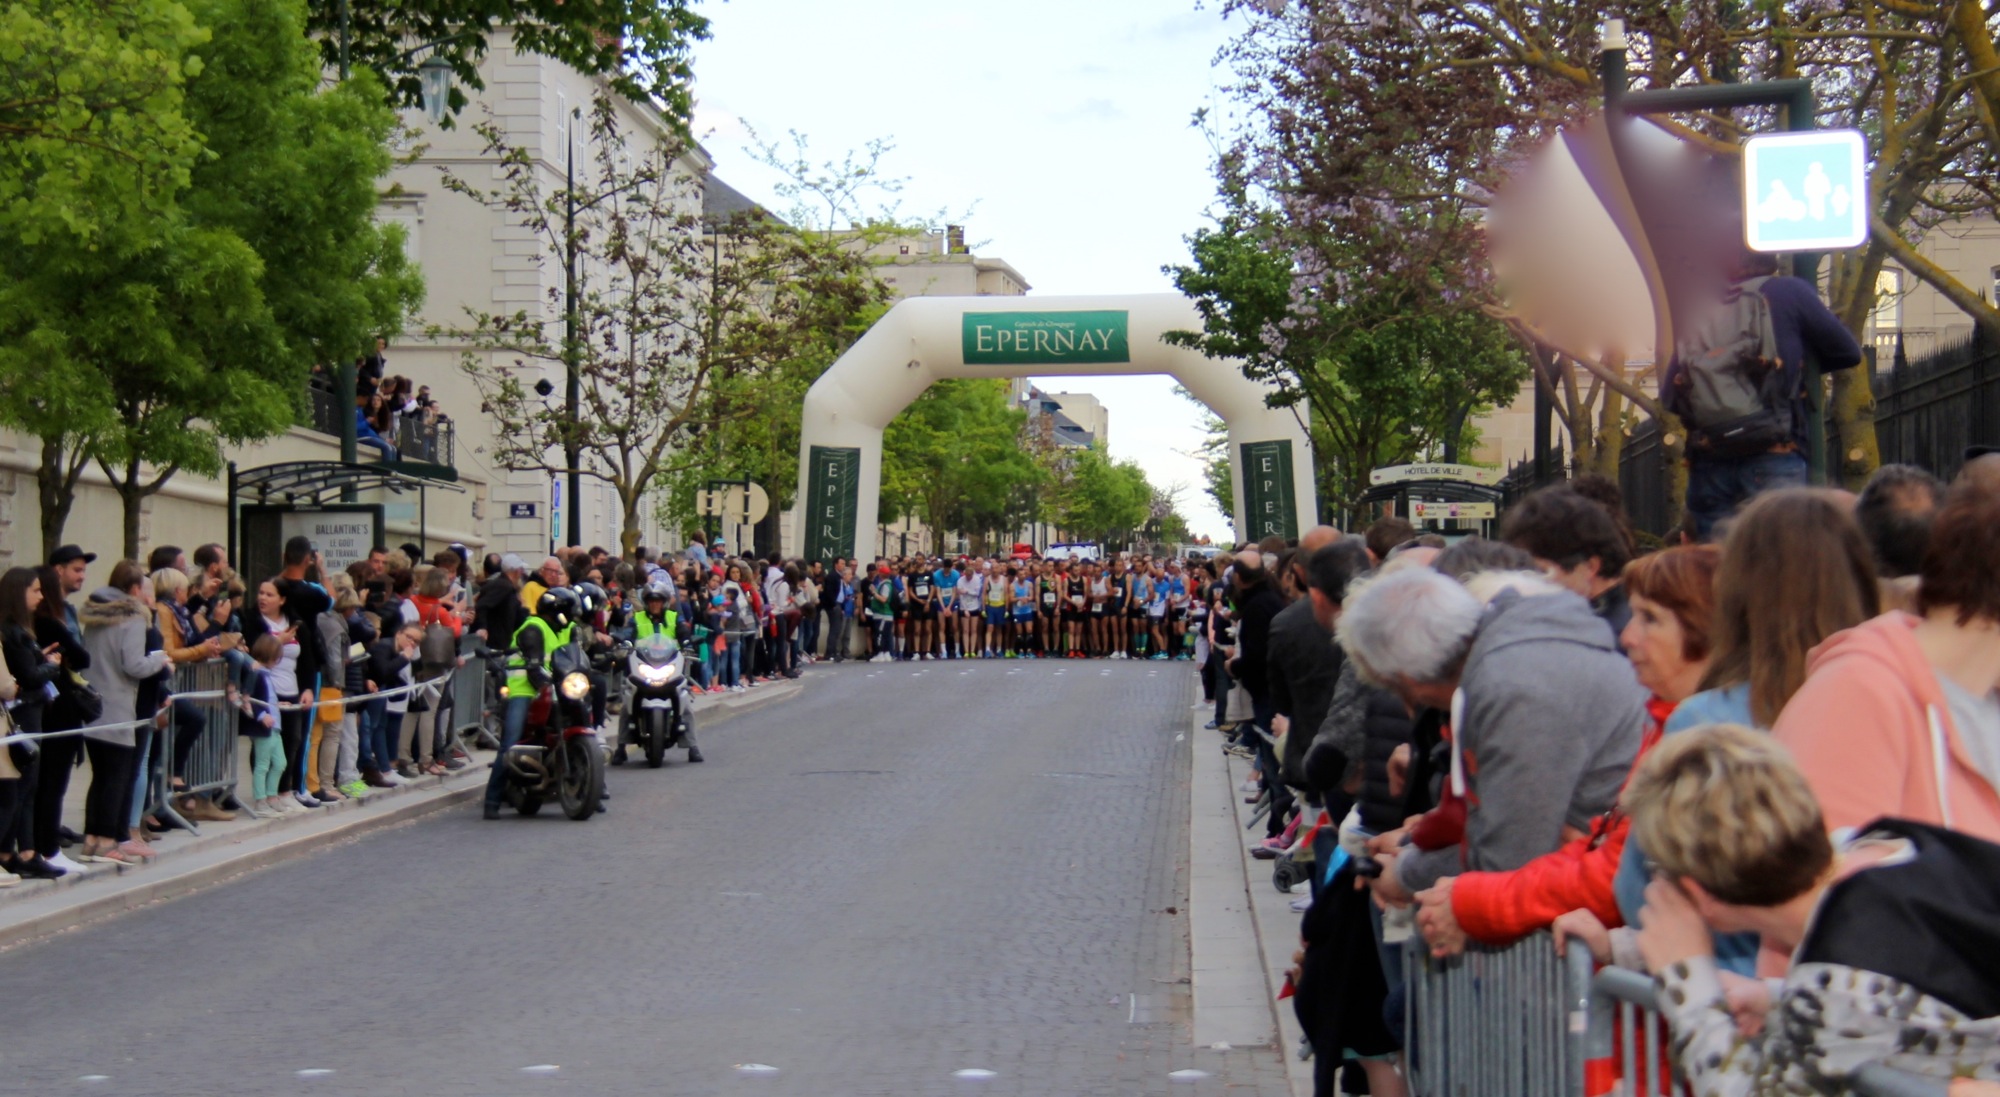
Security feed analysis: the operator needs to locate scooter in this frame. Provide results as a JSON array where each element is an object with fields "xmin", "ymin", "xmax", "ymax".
[
  {"xmin": 621, "ymin": 634, "xmax": 694, "ymax": 768},
  {"xmin": 497, "ymin": 641, "xmax": 605, "ymax": 820}
]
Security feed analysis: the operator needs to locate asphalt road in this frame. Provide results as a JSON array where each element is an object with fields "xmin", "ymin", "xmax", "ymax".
[{"xmin": 0, "ymin": 658, "xmax": 1290, "ymax": 1097}]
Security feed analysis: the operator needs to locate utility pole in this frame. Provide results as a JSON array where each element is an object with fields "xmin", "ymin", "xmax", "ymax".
[
  {"xmin": 335, "ymin": 0, "xmax": 358, "ymax": 495},
  {"xmin": 563, "ymin": 104, "xmax": 583, "ymax": 548}
]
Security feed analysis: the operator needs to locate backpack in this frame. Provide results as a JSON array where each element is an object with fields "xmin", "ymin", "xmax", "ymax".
[
  {"xmin": 1667, "ymin": 276, "xmax": 1795, "ymax": 459},
  {"xmin": 416, "ymin": 601, "xmax": 456, "ymax": 680}
]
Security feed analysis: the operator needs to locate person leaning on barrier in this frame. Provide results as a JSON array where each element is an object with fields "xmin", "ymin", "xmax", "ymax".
[
  {"xmin": 1623, "ymin": 724, "xmax": 2000, "ymax": 1097},
  {"xmin": 485, "ymin": 587, "xmax": 578, "ymax": 820},
  {"xmin": 1412, "ymin": 546, "xmax": 1721, "ymax": 959},
  {"xmin": 1772, "ymin": 470, "xmax": 2000, "ymax": 844},
  {"xmin": 1336, "ymin": 567, "xmax": 1647, "ymax": 906}
]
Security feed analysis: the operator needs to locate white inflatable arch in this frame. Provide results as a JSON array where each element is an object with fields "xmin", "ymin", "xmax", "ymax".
[{"xmin": 792, "ymin": 293, "xmax": 1316, "ymax": 561}]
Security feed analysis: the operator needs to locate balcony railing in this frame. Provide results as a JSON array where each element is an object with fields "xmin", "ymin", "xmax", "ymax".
[{"xmin": 304, "ymin": 375, "xmax": 454, "ymax": 474}]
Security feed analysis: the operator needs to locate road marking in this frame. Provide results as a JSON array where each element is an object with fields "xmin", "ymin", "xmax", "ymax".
[
  {"xmin": 519, "ymin": 1065, "xmax": 559, "ymax": 1074},
  {"xmin": 952, "ymin": 1068, "xmax": 997, "ymax": 1080},
  {"xmin": 296, "ymin": 1069, "xmax": 333, "ymax": 1078},
  {"xmin": 77, "ymin": 1077, "xmax": 109, "ymax": 1084},
  {"xmin": 1129, "ymin": 993, "xmax": 1136, "ymax": 1022},
  {"xmin": 735, "ymin": 1063, "xmax": 781, "ymax": 1075},
  {"xmin": 1169, "ymin": 1069, "xmax": 1210, "ymax": 1081}
]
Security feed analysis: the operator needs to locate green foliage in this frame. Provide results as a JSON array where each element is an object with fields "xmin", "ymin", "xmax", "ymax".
[
  {"xmin": 0, "ymin": 0, "xmax": 207, "ymax": 248},
  {"xmin": 308, "ymin": 0, "xmax": 709, "ymax": 127},
  {"xmin": 880, "ymin": 378, "xmax": 1044, "ymax": 551},
  {"xmin": 1167, "ymin": 208, "xmax": 1525, "ymax": 520},
  {"xmin": 1050, "ymin": 444, "xmax": 1152, "ymax": 546},
  {"xmin": 0, "ymin": 0, "xmax": 422, "ymax": 558}
]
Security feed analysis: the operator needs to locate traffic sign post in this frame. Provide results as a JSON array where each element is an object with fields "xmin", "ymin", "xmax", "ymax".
[
  {"xmin": 1600, "ymin": 25, "xmax": 1839, "ymax": 483},
  {"xmin": 1743, "ymin": 130, "xmax": 1868, "ymax": 253}
]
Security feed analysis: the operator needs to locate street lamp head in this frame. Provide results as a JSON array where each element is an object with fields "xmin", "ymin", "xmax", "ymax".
[
  {"xmin": 1600, "ymin": 19, "xmax": 1627, "ymax": 51},
  {"xmin": 419, "ymin": 55, "xmax": 453, "ymax": 125}
]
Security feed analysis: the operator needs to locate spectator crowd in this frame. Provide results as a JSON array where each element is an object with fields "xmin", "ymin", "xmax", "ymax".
[{"xmin": 1202, "ymin": 455, "xmax": 2000, "ymax": 1097}]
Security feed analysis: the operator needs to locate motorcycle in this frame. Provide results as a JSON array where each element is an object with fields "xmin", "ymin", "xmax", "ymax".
[
  {"xmin": 622, "ymin": 634, "xmax": 694, "ymax": 768},
  {"xmin": 497, "ymin": 641, "xmax": 605, "ymax": 820}
]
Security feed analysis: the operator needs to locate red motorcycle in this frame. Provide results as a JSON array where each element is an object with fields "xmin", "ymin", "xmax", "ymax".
[{"xmin": 497, "ymin": 642, "xmax": 605, "ymax": 821}]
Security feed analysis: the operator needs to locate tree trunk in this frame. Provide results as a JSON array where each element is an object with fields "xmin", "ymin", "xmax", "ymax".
[
  {"xmin": 119, "ymin": 452, "xmax": 145, "ymax": 561},
  {"xmin": 1585, "ymin": 383, "xmax": 1625, "ymax": 480},
  {"xmin": 37, "ymin": 436, "xmax": 82, "ymax": 563},
  {"xmin": 1830, "ymin": 365, "xmax": 1880, "ymax": 490}
]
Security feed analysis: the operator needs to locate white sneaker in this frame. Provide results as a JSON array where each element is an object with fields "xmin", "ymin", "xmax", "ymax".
[
  {"xmin": 45, "ymin": 851, "xmax": 84, "ymax": 874},
  {"xmin": 0, "ymin": 872, "xmax": 20, "ymax": 888},
  {"xmin": 1239, "ymin": 780, "xmax": 1260, "ymax": 793},
  {"xmin": 1290, "ymin": 894, "xmax": 1313, "ymax": 913},
  {"xmin": 294, "ymin": 792, "xmax": 323, "ymax": 809},
  {"xmin": 379, "ymin": 771, "xmax": 406, "ymax": 786}
]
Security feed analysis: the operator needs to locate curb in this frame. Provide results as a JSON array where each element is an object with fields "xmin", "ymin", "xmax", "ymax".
[
  {"xmin": 0, "ymin": 774, "xmax": 482, "ymax": 954},
  {"xmin": 1224, "ymin": 748, "xmax": 1316, "ymax": 1097},
  {"xmin": 0, "ymin": 669, "xmax": 816, "ymax": 954},
  {"xmin": 1187, "ymin": 707, "xmax": 1283, "ymax": 1050}
]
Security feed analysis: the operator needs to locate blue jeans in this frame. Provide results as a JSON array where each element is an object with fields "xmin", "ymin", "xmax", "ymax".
[
  {"xmin": 484, "ymin": 697, "xmax": 530, "ymax": 810},
  {"xmin": 357, "ymin": 699, "xmax": 391, "ymax": 773},
  {"xmin": 718, "ymin": 640, "xmax": 742, "ymax": 687},
  {"xmin": 1685, "ymin": 450, "xmax": 1808, "ymax": 540}
]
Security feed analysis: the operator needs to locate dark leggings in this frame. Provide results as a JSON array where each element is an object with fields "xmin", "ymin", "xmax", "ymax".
[
  {"xmin": 276, "ymin": 698, "xmax": 307, "ymax": 794},
  {"xmin": 170, "ymin": 699, "xmax": 207, "ymax": 780},
  {"xmin": 0, "ymin": 750, "xmax": 37, "ymax": 857},
  {"xmin": 82, "ymin": 739, "xmax": 133, "ymax": 839},
  {"xmin": 34, "ymin": 719, "xmax": 82, "ymax": 857}
]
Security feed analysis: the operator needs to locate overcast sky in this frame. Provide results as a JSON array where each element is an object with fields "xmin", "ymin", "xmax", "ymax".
[{"xmin": 691, "ymin": 0, "xmax": 1248, "ymax": 541}]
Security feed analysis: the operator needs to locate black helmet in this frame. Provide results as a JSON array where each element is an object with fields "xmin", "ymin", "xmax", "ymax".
[
  {"xmin": 574, "ymin": 581, "xmax": 608, "ymax": 617},
  {"xmin": 537, "ymin": 586, "xmax": 580, "ymax": 631}
]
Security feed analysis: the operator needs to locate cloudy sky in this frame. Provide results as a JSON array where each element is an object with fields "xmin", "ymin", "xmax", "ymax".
[{"xmin": 691, "ymin": 0, "xmax": 1251, "ymax": 541}]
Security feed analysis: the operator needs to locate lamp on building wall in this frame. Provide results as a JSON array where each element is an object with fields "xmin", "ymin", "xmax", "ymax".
[{"xmin": 419, "ymin": 56, "xmax": 453, "ymax": 125}]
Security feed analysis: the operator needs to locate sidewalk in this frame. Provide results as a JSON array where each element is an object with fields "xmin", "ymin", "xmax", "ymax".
[
  {"xmin": 0, "ymin": 673, "xmax": 808, "ymax": 953},
  {"xmin": 1185, "ymin": 706, "xmax": 1314, "ymax": 1097}
]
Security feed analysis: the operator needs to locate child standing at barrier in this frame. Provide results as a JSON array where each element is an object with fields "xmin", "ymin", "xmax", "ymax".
[{"xmin": 239, "ymin": 635, "xmax": 294, "ymax": 817}]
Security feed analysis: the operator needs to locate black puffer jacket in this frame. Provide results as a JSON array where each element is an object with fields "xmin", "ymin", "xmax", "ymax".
[{"xmin": 1357, "ymin": 683, "xmax": 1416, "ymax": 834}]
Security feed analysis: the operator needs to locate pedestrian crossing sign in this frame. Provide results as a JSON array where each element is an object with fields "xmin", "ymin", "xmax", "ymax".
[{"xmin": 1743, "ymin": 130, "xmax": 1868, "ymax": 252}]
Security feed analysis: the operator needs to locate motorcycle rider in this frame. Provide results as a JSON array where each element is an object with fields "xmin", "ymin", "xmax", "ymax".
[
  {"xmin": 612, "ymin": 581, "xmax": 703, "ymax": 765},
  {"xmin": 485, "ymin": 586, "xmax": 578, "ymax": 820}
]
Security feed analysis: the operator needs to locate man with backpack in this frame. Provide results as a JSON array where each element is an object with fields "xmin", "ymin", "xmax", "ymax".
[{"xmin": 1665, "ymin": 250, "xmax": 1861, "ymax": 540}]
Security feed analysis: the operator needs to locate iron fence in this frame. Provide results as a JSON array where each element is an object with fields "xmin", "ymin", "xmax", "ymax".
[{"xmin": 1871, "ymin": 331, "xmax": 2000, "ymax": 483}]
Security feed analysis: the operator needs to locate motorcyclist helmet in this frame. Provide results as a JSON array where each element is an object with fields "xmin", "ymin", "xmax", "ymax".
[
  {"xmin": 574, "ymin": 581, "xmax": 608, "ymax": 617},
  {"xmin": 643, "ymin": 580, "xmax": 672, "ymax": 606},
  {"xmin": 536, "ymin": 586, "xmax": 580, "ymax": 631}
]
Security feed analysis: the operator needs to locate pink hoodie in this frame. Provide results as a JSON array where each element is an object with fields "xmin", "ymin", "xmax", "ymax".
[{"xmin": 1773, "ymin": 612, "xmax": 2000, "ymax": 843}]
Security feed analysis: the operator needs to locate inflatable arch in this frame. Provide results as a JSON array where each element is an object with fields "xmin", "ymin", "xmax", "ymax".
[{"xmin": 792, "ymin": 293, "xmax": 1316, "ymax": 561}]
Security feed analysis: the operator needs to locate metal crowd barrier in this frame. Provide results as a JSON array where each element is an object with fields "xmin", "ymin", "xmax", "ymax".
[
  {"xmin": 1404, "ymin": 931, "xmax": 1591, "ymax": 1097},
  {"xmin": 1405, "ymin": 933, "xmax": 1949, "ymax": 1097},
  {"xmin": 162, "ymin": 659, "xmax": 238, "ymax": 819}
]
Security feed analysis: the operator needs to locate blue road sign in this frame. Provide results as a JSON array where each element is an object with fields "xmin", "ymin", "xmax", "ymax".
[{"xmin": 1743, "ymin": 129, "xmax": 1868, "ymax": 252}]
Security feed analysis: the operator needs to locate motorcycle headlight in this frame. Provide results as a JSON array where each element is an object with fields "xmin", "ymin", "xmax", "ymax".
[
  {"xmin": 559, "ymin": 671, "xmax": 593, "ymax": 700},
  {"xmin": 635, "ymin": 660, "xmax": 680, "ymax": 686}
]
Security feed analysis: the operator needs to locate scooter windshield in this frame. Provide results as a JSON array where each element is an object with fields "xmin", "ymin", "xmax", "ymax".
[{"xmin": 635, "ymin": 633, "xmax": 680, "ymax": 662}]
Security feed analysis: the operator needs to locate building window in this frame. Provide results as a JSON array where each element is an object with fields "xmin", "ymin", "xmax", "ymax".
[{"xmin": 898, "ymin": 244, "xmax": 909, "ymax": 255}]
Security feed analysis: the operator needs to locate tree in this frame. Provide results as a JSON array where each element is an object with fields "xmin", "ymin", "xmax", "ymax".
[
  {"xmin": 0, "ymin": 0, "xmax": 206, "ymax": 248},
  {"xmin": 0, "ymin": 0, "xmax": 421, "ymax": 558},
  {"xmin": 1049, "ymin": 445, "xmax": 1153, "ymax": 547},
  {"xmin": 448, "ymin": 95, "xmax": 884, "ymax": 557},
  {"xmin": 1167, "ymin": 204, "xmax": 1526, "ymax": 521},
  {"xmin": 1213, "ymin": 0, "xmax": 2000, "ymax": 488},
  {"xmin": 879, "ymin": 378, "xmax": 1045, "ymax": 554},
  {"xmin": 307, "ymin": 0, "xmax": 708, "ymax": 127}
]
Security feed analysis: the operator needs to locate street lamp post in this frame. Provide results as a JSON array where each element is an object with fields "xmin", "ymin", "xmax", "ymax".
[{"xmin": 562, "ymin": 105, "xmax": 583, "ymax": 549}]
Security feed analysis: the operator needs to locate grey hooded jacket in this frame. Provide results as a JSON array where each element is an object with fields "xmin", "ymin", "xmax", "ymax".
[
  {"xmin": 1397, "ymin": 588, "xmax": 1647, "ymax": 893},
  {"xmin": 78, "ymin": 589, "xmax": 171, "ymax": 747}
]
